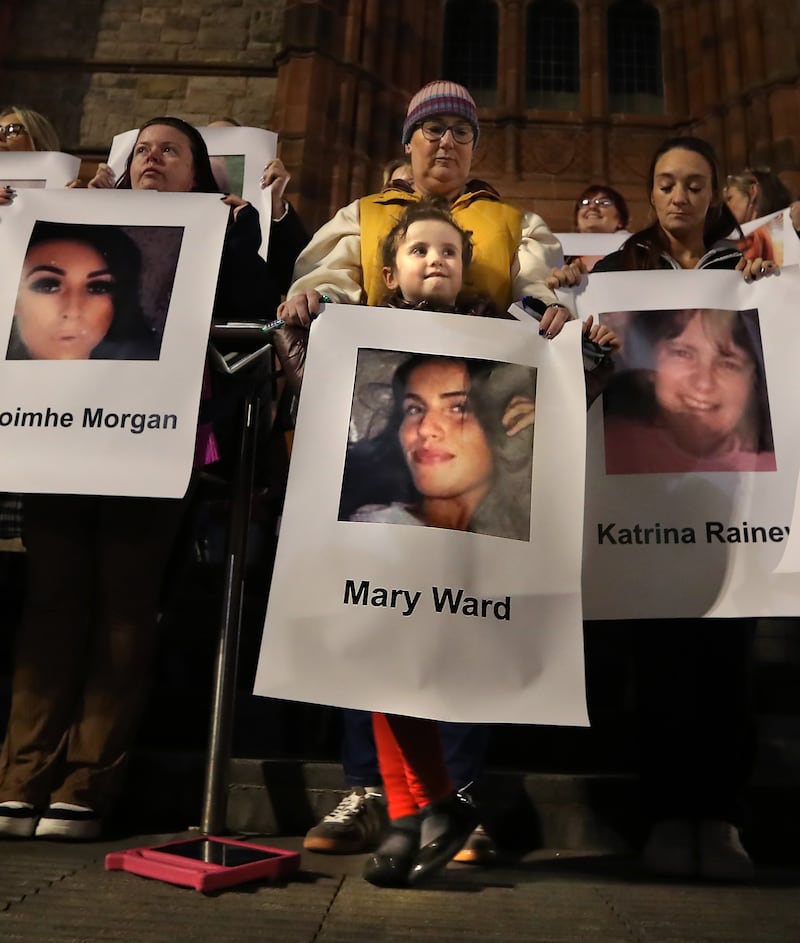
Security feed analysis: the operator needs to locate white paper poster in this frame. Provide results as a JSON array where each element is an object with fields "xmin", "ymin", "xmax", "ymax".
[
  {"xmin": 254, "ymin": 305, "xmax": 590, "ymax": 726},
  {"xmin": 0, "ymin": 152, "xmax": 81, "ymax": 189},
  {"xmin": 0, "ymin": 188, "xmax": 229, "ymax": 497},
  {"xmin": 561, "ymin": 266, "xmax": 800, "ymax": 618}
]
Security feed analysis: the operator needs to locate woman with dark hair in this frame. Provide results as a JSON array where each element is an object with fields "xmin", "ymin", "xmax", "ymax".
[
  {"xmin": 342, "ymin": 354, "xmax": 535, "ymax": 541},
  {"xmin": 0, "ymin": 116, "xmax": 308, "ymax": 842},
  {"xmin": 8, "ymin": 220, "xmax": 158, "ymax": 360},
  {"xmin": 549, "ymin": 136, "xmax": 775, "ymax": 883},
  {"xmin": 603, "ymin": 307, "xmax": 775, "ymax": 473}
]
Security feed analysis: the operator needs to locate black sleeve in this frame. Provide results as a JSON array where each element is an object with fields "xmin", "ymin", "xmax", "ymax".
[{"xmin": 214, "ymin": 203, "xmax": 310, "ymax": 321}]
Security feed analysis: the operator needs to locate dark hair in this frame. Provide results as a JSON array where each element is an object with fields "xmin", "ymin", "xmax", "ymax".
[
  {"xmin": 9, "ymin": 220, "xmax": 157, "ymax": 360},
  {"xmin": 618, "ymin": 136, "xmax": 740, "ymax": 270},
  {"xmin": 115, "ymin": 116, "xmax": 220, "ymax": 193},
  {"xmin": 574, "ymin": 184, "xmax": 630, "ymax": 229},
  {"xmin": 606, "ymin": 307, "xmax": 773, "ymax": 453},
  {"xmin": 339, "ymin": 353, "xmax": 535, "ymax": 539},
  {"xmin": 380, "ymin": 197, "xmax": 474, "ymax": 274}
]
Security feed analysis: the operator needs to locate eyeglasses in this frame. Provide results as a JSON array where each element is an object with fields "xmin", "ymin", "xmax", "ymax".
[
  {"xmin": 418, "ymin": 120, "xmax": 475, "ymax": 145},
  {"xmin": 579, "ymin": 197, "xmax": 614, "ymax": 208},
  {"xmin": 0, "ymin": 122, "xmax": 28, "ymax": 141}
]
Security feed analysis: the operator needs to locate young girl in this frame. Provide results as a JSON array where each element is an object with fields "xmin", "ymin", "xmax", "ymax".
[
  {"xmin": 370, "ymin": 202, "xmax": 619, "ymax": 885},
  {"xmin": 276, "ymin": 199, "xmax": 617, "ymax": 886}
]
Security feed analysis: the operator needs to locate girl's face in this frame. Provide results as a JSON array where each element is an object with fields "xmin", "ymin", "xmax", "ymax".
[
  {"xmin": 130, "ymin": 124, "xmax": 196, "ymax": 192},
  {"xmin": 398, "ymin": 360, "xmax": 493, "ymax": 502},
  {"xmin": 650, "ymin": 147, "xmax": 714, "ymax": 242},
  {"xmin": 383, "ymin": 219, "xmax": 464, "ymax": 307},
  {"xmin": 0, "ymin": 112, "xmax": 33, "ymax": 152},
  {"xmin": 654, "ymin": 312, "xmax": 755, "ymax": 455},
  {"xmin": 576, "ymin": 192, "xmax": 623, "ymax": 233},
  {"xmin": 15, "ymin": 240, "xmax": 115, "ymax": 359}
]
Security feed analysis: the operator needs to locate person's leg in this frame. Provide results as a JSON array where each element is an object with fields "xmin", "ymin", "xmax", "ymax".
[
  {"xmin": 438, "ymin": 722, "xmax": 489, "ymax": 793},
  {"xmin": 0, "ymin": 495, "xmax": 94, "ymax": 817},
  {"xmin": 342, "ymin": 709, "xmax": 381, "ymax": 787},
  {"xmin": 46, "ymin": 496, "xmax": 183, "ymax": 819}
]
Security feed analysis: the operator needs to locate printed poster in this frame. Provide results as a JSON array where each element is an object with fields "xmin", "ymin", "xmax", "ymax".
[
  {"xmin": 0, "ymin": 188, "xmax": 229, "ymax": 497},
  {"xmin": 0, "ymin": 151, "xmax": 81, "ymax": 190},
  {"xmin": 254, "ymin": 305, "xmax": 590, "ymax": 725},
  {"xmin": 559, "ymin": 266, "xmax": 800, "ymax": 618}
]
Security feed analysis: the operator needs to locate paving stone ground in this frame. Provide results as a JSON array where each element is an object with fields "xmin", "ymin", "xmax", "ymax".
[{"xmin": 2, "ymin": 832, "xmax": 798, "ymax": 943}]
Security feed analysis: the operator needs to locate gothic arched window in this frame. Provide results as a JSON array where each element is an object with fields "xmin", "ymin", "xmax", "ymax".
[
  {"xmin": 607, "ymin": 0, "xmax": 664, "ymax": 113},
  {"xmin": 526, "ymin": 0, "xmax": 580, "ymax": 110},
  {"xmin": 442, "ymin": 0, "xmax": 499, "ymax": 106}
]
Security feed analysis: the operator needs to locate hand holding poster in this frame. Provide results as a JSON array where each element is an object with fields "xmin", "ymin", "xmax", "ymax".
[
  {"xmin": 562, "ymin": 266, "xmax": 800, "ymax": 618},
  {"xmin": 254, "ymin": 305, "xmax": 590, "ymax": 725},
  {"xmin": 0, "ymin": 188, "xmax": 229, "ymax": 497}
]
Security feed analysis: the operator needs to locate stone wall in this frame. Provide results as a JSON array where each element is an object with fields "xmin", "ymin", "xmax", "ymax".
[{"xmin": 0, "ymin": 0, "xmax": 287, "ymax": 157}]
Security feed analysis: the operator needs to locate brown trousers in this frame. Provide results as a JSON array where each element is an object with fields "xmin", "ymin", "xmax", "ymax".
[{"xmin": 0, "ymin": 493, "xmax": 183, "ymax": 815}]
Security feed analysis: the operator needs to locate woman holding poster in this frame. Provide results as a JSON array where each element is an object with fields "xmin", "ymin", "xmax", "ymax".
[
  {"xmin": 0, "ymin": 117, "xmax": 307, "ymax": 841},
  {"xmin": 280, "ymin": 79, "xmax": 569, "ymax": 334},
  {"xmin": 551, "ymin": 136, "xmax": 775, "ymax": 883}
]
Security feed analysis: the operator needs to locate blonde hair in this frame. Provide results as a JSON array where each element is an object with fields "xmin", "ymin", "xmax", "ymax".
[{"xmin": 0, "ymin": 105, "xmax": 60, "ymax": 151}]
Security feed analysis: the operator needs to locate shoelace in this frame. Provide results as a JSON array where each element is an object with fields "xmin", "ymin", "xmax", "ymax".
[{"xmin": 324, "ymin": 791, "xmax": 377, "ymax": 824}]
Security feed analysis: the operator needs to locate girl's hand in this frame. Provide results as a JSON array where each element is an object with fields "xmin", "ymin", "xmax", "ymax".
[
  {"xmin": 538, "ymin": 303, "xmax": 573, "ymax": 339},
  {"xmin": 583, "ymin": 314, "xmax": 620, "ymax": 351},
  {"xmin": 278, "ymin": 290, "xmax": 324, "ymax": 328},
  {"xmin": 261, "ymin": 158, "xmax": 290, "ymax": 220},
  {"xmin": 502, "ymin": 394, "xmax": 535, "ymax": 437},
  {"xmin": 88, "ymin": 163, "xmax": 116, "ymax": 189},
  {"xmin": 736, "ymin": 256, "xmax": 778, "ymax": 281},
  {"xmin": 545, "ymin": 258, "xmax": 587, "ymax": 291},
  {"xmin": 0, "ymin": 185, "xmax": 15, "ymax": 205}
]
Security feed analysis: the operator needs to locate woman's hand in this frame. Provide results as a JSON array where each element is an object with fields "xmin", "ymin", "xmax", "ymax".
[
  {"xmin": 545, "ymin": 258, "xmax": 587, "ymax": 291},
  {"xmin": 502, "ymin": 395, "xmax": 535, "ymax": 437},
  {"xmin": 0, "ymin": 185, "xmax": 15, "ymax": 205},
  {"xmin": 736, "ymin": 256, "xmax": 778, "ymax": 281},
  {"xmin": 88, "ymin": 163, "xmax": 116, "ymax": 189},
  {"xmin": 583, "ymin": 314, "xmax": 620, "ymax": 351},
  {"xmin": 261, "ymin": 158, "xmax": 290, "ymax": 220},
  {"xmin": 538, "ymin": 303, "xmax": 573, "ymax": 338},
  {"xmin": 278, "ymin": 290, "xmax": 323, "ymax": 328},
  {"xmin": 221, "ymin": 192, "xmax": 249, "ymax": 221}
]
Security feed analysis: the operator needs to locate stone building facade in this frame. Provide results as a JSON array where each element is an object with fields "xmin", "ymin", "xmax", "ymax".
[{"xmin": 1, "ymin": 0, "xmax": 799, "ymax": 232}]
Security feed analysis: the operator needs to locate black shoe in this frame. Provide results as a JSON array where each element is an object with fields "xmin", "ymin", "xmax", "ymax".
[
  {"xmin": 408, "ymin": 793, "xmax": 479, "ymax": 886},
  {"xmin": 363, "ymin": 850, "xmax": 415, "ymax": 887}
]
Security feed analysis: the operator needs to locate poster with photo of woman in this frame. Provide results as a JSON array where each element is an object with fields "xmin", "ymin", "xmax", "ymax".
[
  {"xmin": 558, "ymin": 266, "xmax": 800, "ymax": 619},
  {"xmin": 255, "ymin": 304, "xmax": 589, "ymax": 725},
  {"xmin": 0, "ymin": 188, "xmax": 229, "ymax": 497}
]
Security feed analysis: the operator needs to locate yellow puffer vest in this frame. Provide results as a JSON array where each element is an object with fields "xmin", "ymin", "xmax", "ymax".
[{"xmin": 359, "ymin": 185, "xmax": 524, "ymax": 312}]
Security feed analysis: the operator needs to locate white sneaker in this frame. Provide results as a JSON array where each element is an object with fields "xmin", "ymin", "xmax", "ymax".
[
  {"xmin": 698, "ymin": 819, "xmax": 754, "ymax": 883},
  {"xmin": 35, "ymin": 803, "xmax": 101, "ymax": 841},
  {"xmin": 0, "ymin": 801, "xmax": 38, "ymax": 838},
  {"xmin": 642, "ymin": 818, "xmax": 695, "ymax": 877}
]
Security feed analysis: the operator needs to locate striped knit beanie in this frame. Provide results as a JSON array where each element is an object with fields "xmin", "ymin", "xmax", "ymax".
[{"xmin": 402, "ymin": 80, "xmax": 479, "ymax": 146}]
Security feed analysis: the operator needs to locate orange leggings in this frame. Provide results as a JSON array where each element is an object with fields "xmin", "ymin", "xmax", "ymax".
[{"xmin": 372, "ymin": 712, "xmax": 453, "ymax": 820}]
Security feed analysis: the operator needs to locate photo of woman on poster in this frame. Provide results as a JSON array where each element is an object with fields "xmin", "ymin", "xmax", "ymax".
[
  {"xmin": 7, "ymin": 221, "xmax": 161, "ymax": 361},
  {"xmin": 603, "ymin": 307, "xmax": 775, "ymax": 473},
  {"xmin": 339, "ymin": 351, "xmax": 537, "ymax": 540}
]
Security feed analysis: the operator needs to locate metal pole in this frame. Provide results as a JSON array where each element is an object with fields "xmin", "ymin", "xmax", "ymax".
[{"xmin": 200, "ymin": 357, "xmax": 267, "ymax": 835}]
